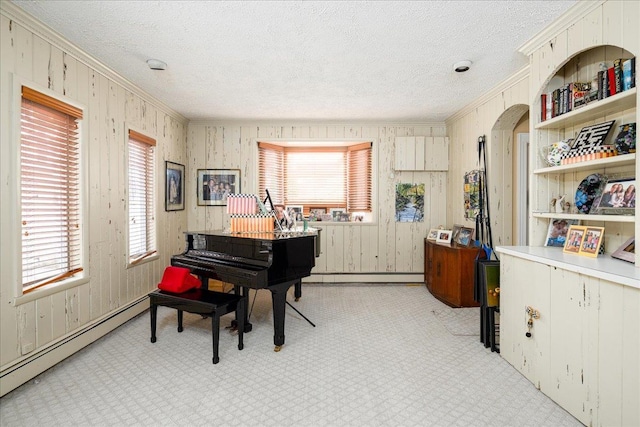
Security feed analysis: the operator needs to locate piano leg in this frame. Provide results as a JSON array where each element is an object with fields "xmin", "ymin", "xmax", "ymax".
[
  {"xmin": 294, "ymin": 280, "xmax": 302, "ymax": 302},
  {"xmin": 233, "ymin": 285, "xmax": 253, "ymax": 333},
  {"xmin": 270, "ymin": 280, "xmax": 298, "ymax": 352},
  {"xmin": 150, "ymin": 301, "xmax": 158, "ymax": 343}
]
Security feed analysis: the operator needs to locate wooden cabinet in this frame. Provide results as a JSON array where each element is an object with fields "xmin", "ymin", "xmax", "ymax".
[{"xmin": 424, "ymin": 239, "xmax": 482, "ymax": 307}]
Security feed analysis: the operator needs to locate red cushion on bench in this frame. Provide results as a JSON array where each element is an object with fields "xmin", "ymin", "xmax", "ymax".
[{"xmin": 157, "ymin": 266, "xmax": 200, "ymax": 293}]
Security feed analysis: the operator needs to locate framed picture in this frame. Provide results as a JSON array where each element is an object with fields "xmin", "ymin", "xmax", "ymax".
[
  {"xmin": 544, "ymin": 218, "xmax": 580, "ymax": 247},
  {"xmin": 578, "ymin": 226, "xmax": 605, "ymax": 258},
  {"xmin": 426, "ymin": 228, "xmax": 439, "ymax": 241},
  {"xmin": 436, "ymin": 229, "xmax": 452, "ymax": 244},
  {"xmin": 563, "ymin": 225, "xmax": 586, "ymax": 254},
  {"xmin": 286, "ymin": 205, "xmax": 304, "ymax": 222},
  {"xmin": 611, "ymin": 237, "xmax": 635, "ymax": 263},
  {"xmin": 592, "ymin": 178, "xmax": 635, "ymax": 215},
  {"xmin": 337, "ymin": 212, "xmax": 351, "ymax": 222},
  {"xmin": 197, "ymin": 169, "xmax": 240, "ymax": 206},
  {"xmin": 456, "ymin": 227, "xmax": 475, "ymax": 246},
  {"xmin": 451, "ymin": 224, "xmax": 463, "ymax": 243},
  {"xmin": 165, "ymin": 161, "xmax": 185, "ymax": 211},
  {"xmin": 330, "ymin": 208, "xmax": 344, "ymax": 220}
]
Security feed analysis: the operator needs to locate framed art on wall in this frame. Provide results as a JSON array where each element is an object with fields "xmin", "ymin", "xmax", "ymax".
[
  {"xmin": 165, "ymin": 161, "xmax": 185, "ymax": 211},
  {"xmin": 197, "ymin": 169, "xmax": 240, "ymax": 206}
]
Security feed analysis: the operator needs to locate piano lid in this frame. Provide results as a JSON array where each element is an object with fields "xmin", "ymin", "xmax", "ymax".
[{"xmin": 185, "ymin": 229, "xmax": 319, "ymax": 242}]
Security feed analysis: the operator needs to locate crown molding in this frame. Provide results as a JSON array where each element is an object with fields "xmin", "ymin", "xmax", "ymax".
[
  {"xmin": 1, "ymin": 1, "xmax": 187, "ymax": 125},
  {"xmin": 445, "ymin": 65, "xmax": 530, "ymax": 124},
  {"xmin": 187, "ymin": 120, "xmax": 447, "ymax": 128},
  {"xmin": 518, "ymin": 0, "xmax": 605, "ymax": 56}
]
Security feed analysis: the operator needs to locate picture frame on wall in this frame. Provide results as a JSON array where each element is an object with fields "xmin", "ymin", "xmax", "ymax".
[
  {"xmin": 611, "ymin": 237, "xmax": 635, "ymax": 263},
  {"xmin": 436, "ymin": 229, "xmax": 452, "ymax": 244},
  {"xmin": 197, "ymin": 169, "xmax": 240, "ymax": 206},
  {"xmin": 165, "ymin": 161, "xmax": 185, "ymax": 211}
]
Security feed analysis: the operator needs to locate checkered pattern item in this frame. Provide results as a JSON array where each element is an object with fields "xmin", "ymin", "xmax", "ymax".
[{"xmin": 561, "ymin": 145, "xmax": 616, "ymax": 165}]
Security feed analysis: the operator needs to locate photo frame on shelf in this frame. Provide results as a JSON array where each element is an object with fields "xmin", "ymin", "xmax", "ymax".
[
  {"xmin": 286, "ymin": 205, "xmax": 304, "ymax": 222},
  {"xmin": 578, "ymin": 226, "xmax": 605, "ymax": 258},
  {"xmin": 451, "ymin": 224, "xmax": 463, "ymax": 243},
  {"xmin": 426, "ymin": 228, "xmax": 439, "ymax": 241},
  {"xmin": 165, "ymin": 161, "xmax": 185, "ymax": 211},
  {"xmin": 436, "ymin": 229, "xmax": 452, "ymax": 244},
  {"xmin": 591, "ymin": 177, "xmax": 635, "ymax": 215},
  {"xmin": 330, "ymin": 208, "xmax": 344, "ymax": 221},
  {"xmin": 544, "ymin": 218, "xmax": 580, "ymax": 247},
  {"xmin": 612, "ymin": 122, "xmax": 636, "ymax": 155},
  {"xmin": 563, "ymin": 225, "xmax": 586, "ymax": 254},
  {"xmin": 197, "ymin": 169, "xmax": 240, "ymax": 206},
  {"xmin": 611, "ymin": 237, "xmax": 635, "ymax": 263},
  {"xmin": 455, "ymin": 227, "xmax": 475, "ymax": 247}
]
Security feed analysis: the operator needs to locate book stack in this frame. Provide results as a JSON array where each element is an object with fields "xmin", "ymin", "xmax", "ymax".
[{"xmin": 540, "ymin": 57, "xmax": 636, "ymax": 123}]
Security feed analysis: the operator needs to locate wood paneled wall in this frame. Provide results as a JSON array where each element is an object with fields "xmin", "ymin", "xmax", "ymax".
[
  {"xmin": 0, "ymin": 9, "xmax": 188, "ymax": 386},
  {"xmin": 187, "ymin": 123, "xmax": 447, "ymax": 281}
]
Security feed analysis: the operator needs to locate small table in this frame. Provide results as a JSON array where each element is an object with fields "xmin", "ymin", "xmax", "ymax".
[{"xmin": 149, "ymin": 288, "xmax": 245, "ymax": 364}]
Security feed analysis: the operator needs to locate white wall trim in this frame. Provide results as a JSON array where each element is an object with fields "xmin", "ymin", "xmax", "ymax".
[
  {"xmin": 0, "ymin": 2, "xmax": 187, "ymax": 125},
  {"xmin": 188, "ymin": 120, "xmax": 446, "ymax": 128},
  {"xmin": 0, "ymin": 296, "xmax": 149, "ymax": 397},
  {"xmin": 445, "ymin": 65, "xmax": 530, "ymax": 124}
]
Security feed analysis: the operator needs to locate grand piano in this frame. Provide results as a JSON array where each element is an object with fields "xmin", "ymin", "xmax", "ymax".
[{"xmin": 170, "ymin": 230, "xmax": 318, "ymax": 351}]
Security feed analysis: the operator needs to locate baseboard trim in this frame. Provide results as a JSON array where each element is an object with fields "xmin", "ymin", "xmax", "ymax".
[{"xmin": 0, "ymin": 297, "xmax": 149, "ymax": 397}]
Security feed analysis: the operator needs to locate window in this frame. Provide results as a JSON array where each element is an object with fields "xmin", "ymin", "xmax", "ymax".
[
  {"xmin": 20, "ymin": 86, "xmax": 84, "ymax": 293},
  {"xmin": 258, "ymin": 141, "xmax": 372, "ymax": 215},
  {"xmin": 128, "ymin": 130, "xmax": 156, "ymax": 264}
]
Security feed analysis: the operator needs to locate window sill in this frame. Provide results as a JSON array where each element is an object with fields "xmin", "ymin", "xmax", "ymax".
[
  {"xmin": 13, "ymin": 276, "xmax": 90, "ymax": 307},
  {"xmin": 126, "ymin": 253, "xmax": 159, "ymax": 269}
]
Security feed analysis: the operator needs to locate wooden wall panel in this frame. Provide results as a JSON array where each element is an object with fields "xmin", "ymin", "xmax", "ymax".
[
  {"xmin": 186, "ymin": 123, "xmax": 446, "ymax": 277},
  {"xmin": 0, "ymin": 12, "xmax": 187, "ymax": 375}
]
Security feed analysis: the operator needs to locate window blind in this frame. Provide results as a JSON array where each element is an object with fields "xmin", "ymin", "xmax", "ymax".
[
  {"xmin": 20, "ymin": 88, "xmax": 83, "ymax": 291},
  {"xmin": 128, "ymin": 131, "xmax": 156, "ymax": 263},
  {"xmin": 258, "ymin": 142, "xmax": 372, "ymax": 213}
]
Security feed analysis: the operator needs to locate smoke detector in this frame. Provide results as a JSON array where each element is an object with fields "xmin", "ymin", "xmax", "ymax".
[{"xmin": 146, "ymin": 59, "xmax": 167, "ymax": 71}]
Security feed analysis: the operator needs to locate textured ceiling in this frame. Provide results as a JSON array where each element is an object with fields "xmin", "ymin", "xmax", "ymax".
[{"xmin": 11, "ymin": 0, "xmax": 577, "ymax": 122}]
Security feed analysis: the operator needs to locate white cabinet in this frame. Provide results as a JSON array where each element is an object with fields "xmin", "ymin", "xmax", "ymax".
[
  {"xmin": 394, "ymin": 136, "xmax": 448, "ymax": 171},
  {"xmin": 499, "ymin": 250, "xmax": 640, "ymax": 427}
]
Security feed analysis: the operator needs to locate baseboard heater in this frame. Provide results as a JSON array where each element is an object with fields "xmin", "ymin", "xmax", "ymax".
[{"xmin": 0, "ymin": 296, "xmax": 149, "ymax": 397}]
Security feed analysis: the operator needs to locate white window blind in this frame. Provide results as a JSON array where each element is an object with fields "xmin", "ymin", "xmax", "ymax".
[
  {"xmin": 258, "ymin": 142, "xmax": 372, "ymax": 213},
  {"xmin": 128, "ymin": 130, "xmax": 156, "ymax": 263},
  {"xmin": 20, "ymin": 86, "xmax": 83, "ymax": 292}
]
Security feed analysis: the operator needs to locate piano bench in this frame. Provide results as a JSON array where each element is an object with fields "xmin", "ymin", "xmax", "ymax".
[{"xmin": 149, "ymin": 288, "xmax": 245, "ymax": 364}]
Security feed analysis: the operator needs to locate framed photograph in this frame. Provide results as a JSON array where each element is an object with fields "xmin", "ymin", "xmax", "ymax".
[
  {"xmin": 456, "ymin": 227, "xmax": 475, "ymax": 246},
  {"xmin": 197, "ymin": 169, "xmax": 240, "ymax": 206},
  {"xmin": 286, "ymin": 205, "xmax": 304, "ymax": 222},
  {"xmin": 451, "ymin": 224, "xmax": 463, "ymax": 243},
  {"xmin": 426, "ymin": 228, "xmax": 439, "ymax": 241},
  {"xmin": 592, "ymin": 178, "xmax": 635, "ymax": 215},
  {"xmin": 330, "ymin": 208, "xmax": 344, "ymax": 220},
  {"xmin": 578, "ymin": 226, "xmax": 605, "ymax": 258},
  {"xmin": 337, "ymin": 212, "xmax": 351, "ymax": 222},
  {"xmin": 611, "ymin": 237, "xmax": 635, "ymax": 263},
  {"xmin": 544, "ymin": 218, "xmax": 580, "ymax": 247},
  {"xmin": 436, "ymin": 229, "xmax": 452, "ymax": 244},
  {"xmin": 165, "ymin": 161, "xmax": 185, "ymax": 211},
  {"xmin": 563, "ymin": 225, "xmax": 586, "ymax": 254}
]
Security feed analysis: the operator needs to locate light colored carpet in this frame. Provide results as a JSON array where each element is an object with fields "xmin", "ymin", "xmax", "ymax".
[{"xmin": 0, "ymin": 284, "xmax": 580, "ymax": 427}]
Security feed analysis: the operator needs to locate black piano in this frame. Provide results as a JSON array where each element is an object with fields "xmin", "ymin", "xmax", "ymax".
[{"xmin": 171, "ymin": 230, "xmax": 317, "ymax": 351}]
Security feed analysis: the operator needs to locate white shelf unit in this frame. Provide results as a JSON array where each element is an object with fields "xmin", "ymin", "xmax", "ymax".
[{"xmin": 530, "ymin": 46, "xmax": 637, "ymax": 266}]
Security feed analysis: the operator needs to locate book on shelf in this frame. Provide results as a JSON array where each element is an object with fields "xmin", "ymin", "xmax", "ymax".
[
  {"xmin": 622, "ymin": 57, "xmax": 636, "ymax": 91},
  {"xmin": 613, "ymin": 58, "xmax": 623, "ymax": 94},
  {"xmin": 607, "ymin": 66, "xmax": 616, "ymax": 96}
]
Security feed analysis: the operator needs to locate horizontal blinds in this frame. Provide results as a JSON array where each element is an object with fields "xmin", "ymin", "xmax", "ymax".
[
  {"xmin": 128, "ymin": 133, "xmax": 156, "ymax": 260},
  {"xmin": 285, "ymin": 151, "xmax": 346, "ymax": 206},
  {"xmin": 20, "ymin": 95, "xmax": 82, "ymax": 289},
  {"xmin": 258, "ymin": 143, "xmax": 284, "ymax": 205},
  {"xmin": 348, "ymin": 143, "xmax": 372, "ymax": 212}
]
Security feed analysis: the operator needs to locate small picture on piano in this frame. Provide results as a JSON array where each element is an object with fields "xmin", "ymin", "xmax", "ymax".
[{"xmin": 197, "ymin": 169, "xmax": 241, "ymax": 206}]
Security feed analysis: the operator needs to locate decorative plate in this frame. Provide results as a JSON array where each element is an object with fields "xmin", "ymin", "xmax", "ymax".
[{"xmin": 574, "ymin": 173, "xmax": 607, "ymax": 214}]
